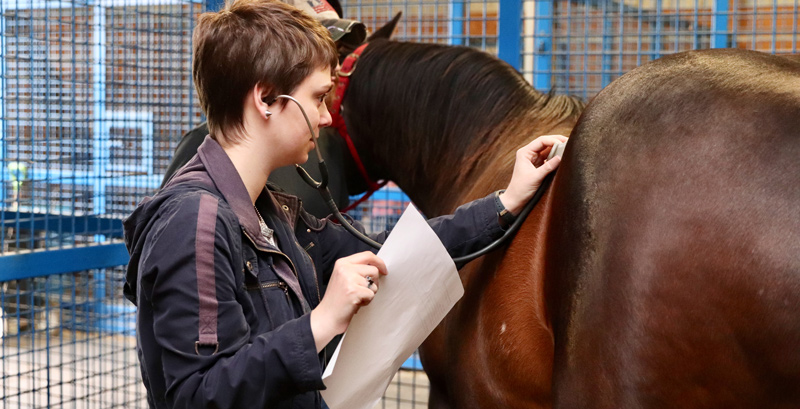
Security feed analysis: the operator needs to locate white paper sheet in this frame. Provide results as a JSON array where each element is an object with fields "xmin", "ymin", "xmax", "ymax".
[{"xmin": 320, "ymin": 205, "xmax": 464, "ymax": 409}]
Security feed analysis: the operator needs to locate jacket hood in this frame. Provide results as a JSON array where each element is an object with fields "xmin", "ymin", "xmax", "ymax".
[{"xmin": 123, "ymin": 187, "xmax": 175, "ymax": 306}]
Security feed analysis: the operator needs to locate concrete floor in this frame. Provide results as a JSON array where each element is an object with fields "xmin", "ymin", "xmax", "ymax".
[
  {"xmin": 375, "ymin": 369, "xmax": 430, "ymax": 409},
  {"xmin": 0, "ymin": 330, "xmax": 430, "ymax": 408}
]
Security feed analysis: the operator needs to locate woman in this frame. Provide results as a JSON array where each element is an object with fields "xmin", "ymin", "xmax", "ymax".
[{"xmin": 123, "ymin": 0, "xmax": 566, "ymax": 407}]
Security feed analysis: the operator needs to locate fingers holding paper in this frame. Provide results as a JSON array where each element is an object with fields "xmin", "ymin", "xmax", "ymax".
[{"xmin": 310, "ymin": 251, "xmax": 388, "ymax": 352}]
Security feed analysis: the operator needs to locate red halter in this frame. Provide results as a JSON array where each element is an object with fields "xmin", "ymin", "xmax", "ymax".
[{"xmin": 329, "ymin": 43, "xmax": 388, "ymax": 213}]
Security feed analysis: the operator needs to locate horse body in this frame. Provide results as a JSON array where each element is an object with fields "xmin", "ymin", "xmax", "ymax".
[
  {"xmin": 547, "ymin": 48, "xmax": 800, "ymax": 408},
  {"xmin": 343, "ymin": 39, "xmax": 582, "ymax": 408},
  {"xmin": 345, "ymin": 42, "xmax": 799, "ymax": 407}
]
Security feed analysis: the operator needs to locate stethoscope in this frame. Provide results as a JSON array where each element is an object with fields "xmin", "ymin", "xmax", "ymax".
[{"xmin": 276, "ymin": 94, "xmax": 563, "ymax": 265}]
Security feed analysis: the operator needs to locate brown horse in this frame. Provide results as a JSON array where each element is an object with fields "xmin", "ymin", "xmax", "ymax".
[
  {"xmin": 341, "ymin": 39, "xmax": 583, "ymax": 408},
  {"xmin": 342, "ymin": 45, "xmax": 800, "ymax": 407}
]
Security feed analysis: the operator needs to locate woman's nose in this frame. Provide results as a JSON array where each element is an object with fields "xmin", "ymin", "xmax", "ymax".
[{"xmin": 319, "ymin": 102, "xmax": 333, "ymax": 127}]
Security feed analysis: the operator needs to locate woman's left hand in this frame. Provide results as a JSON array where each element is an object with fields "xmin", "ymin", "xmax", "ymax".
[{"xmin": 500, "ymin": 134, "xmax": 568, "ymax": 215}]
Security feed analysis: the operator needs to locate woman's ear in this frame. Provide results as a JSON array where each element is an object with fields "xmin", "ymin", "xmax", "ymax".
[{"xmin": 253, "ymin": 84, "xmax": 276, "ymax": 119}]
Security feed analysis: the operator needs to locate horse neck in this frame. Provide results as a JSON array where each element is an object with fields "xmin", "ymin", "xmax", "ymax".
[
  {"xmin": 343, "ymin": 41, "xmax": 584, "ymax": 216},
  {"xmin": 383, "ymin": 112, "xmax": 579, "ymax": 218}
]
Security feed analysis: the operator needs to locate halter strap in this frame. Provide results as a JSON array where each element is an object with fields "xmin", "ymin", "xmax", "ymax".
[{"xmin": 329, "ymin": 43, "xmax": 388, "ymax": 212}]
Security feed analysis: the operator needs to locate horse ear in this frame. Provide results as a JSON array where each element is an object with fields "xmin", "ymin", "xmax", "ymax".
[{"xmin": 368, "ymin": 12, "xmax": 402, "ymax": 41}]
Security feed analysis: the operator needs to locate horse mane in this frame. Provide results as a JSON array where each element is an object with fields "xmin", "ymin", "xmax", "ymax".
[{"xmin": 343, "ymin": 39, "xmax": 584, "ymax": 204}]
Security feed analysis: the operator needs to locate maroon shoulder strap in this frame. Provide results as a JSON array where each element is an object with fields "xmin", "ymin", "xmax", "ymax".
[{"xmin": 195, "ymin": 194, "xmax": 220, "ymax": 355}]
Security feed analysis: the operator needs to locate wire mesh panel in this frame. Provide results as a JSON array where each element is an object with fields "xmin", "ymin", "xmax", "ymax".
[
  {"xmin": 0, "ymin": 0, "xmax": 200, "ymax": 407},
  {"xmin": 0, "ymin": 0, "xmax": 201, "ymax": 268},
  {"xmin": 522, "ymin": 0, "xmax": 800, "ymax": 99},
  {"xmin": 341, "ymin": 0, "xmax": 500, "ymax": 50},
  {"xmin": 1, "ymin": 267, "xmax": 144, "ymax": 408}
]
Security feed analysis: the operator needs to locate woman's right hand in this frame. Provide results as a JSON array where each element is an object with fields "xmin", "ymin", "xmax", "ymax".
[{"xmin": 309, "ymin": 251, "xmax": 388, "ymax": 352}]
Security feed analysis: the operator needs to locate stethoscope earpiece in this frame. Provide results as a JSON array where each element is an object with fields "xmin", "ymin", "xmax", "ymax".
[{"xmin": 263, "ymin": 96, "xmax": 276, "ymax": 118}]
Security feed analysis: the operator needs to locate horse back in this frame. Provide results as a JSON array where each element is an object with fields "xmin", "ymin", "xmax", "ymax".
[{"xmin": 548, "ymin": 49, "xmax": 800, "ymax": 408}]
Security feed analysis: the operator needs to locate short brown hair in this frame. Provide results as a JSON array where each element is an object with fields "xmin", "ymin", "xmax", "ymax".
[{"xmin": 193, "ymin": 0, "xmax": 338, "ymax": 142}]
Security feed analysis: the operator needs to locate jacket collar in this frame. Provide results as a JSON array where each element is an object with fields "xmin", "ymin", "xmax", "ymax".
[
  {"xmin": 270, "ymin": 190, "xmax": 302, "ymax": 229},
  {"xmin": 196, "ymin": 135, "xmax": 288, "ymax": 249}
]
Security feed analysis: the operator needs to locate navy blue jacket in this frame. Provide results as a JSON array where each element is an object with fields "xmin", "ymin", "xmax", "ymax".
[{"xmin": 123, "ymin": 136, "xmax": 505, "ymax": 408}]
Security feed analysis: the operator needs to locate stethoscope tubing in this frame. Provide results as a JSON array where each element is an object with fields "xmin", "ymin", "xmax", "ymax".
[{"xmin": 277, "ymin": 94, "xmax": 554, "ymax": 265}]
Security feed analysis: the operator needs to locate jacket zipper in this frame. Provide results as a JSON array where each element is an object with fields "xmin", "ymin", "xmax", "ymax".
[
  {"xmin": 243, "ymin": 230, "xmax": 300, "ymax": 279},
  {"xmin": 249, "ymin": 228, "xmax": 328, "ymax": 368},
  {"xmin": 245, "ymin": 281, "xmax": 287, "ymax": 292},
  {"xmin": 278, "ymin": 281, "xmax": 290, "ymax": 304},
  {"xmin": 244, "ymin": 281, "xmax": 291, "ymax": 306}
]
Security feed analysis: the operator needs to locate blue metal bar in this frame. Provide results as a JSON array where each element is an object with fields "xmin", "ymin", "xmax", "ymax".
[
  {"xmin": 480, "ymin": 0, "xmax": 489, "ymax": 50},
  {"xmin": 653, "ymin": 0, "xmax": 663, "ymax": 59},
  {"xmin": 498, "ymin": 0, "xmax": 522, "ymax": 69},
  {"xmin": 693, "ymin": 0, "xmax": 700, "ymax": 49},
  {"xmin": 401, "ymin": 353, "xmax": 423, "ymax": 370},
  {"xmin": 730, "ymin": 0, "xmax": 738, "ymax": 47},
  {"xmin": 0, "ymin": 212, "xmax": 123, "ymax": 238},
  {"xmin": 92, "ymin": 5, "xmax": 108, "ymax": 215},
  {"xmin": 712, "ymin": 0, "xmax": 730, "ymax": 48},
  {"xmin": 11, "ymin": 168, "xmax": 161, "ymax": 191},
  {"xmin": 349, "ymin": 185, "xmax": 408, "ymax": 204},
  {"xmin": 45, "ymin": 2, "xmax": 53, "ymax": 253},
  {"xmin": 449, "ymin": 0, "xmax": 464, "ymax": 45},
  {"xmin": 0, "ymin": 243, "xmax": 129, "ymax": 281},
  {"xmin": 533, "ymin": 0, "xmax": 553, "ymax": 91},
  {"xmin": 772, "ymin": 0, "xmax": 778, "ymax": 54},
  {"xmin": 565, "ymin": 0, "xmax": 572, "ymax": 91},
  {"xmin": 206, "ymin": 0, "xmax": 225, "ymax": 11},
  {"xmin": 656, "ymin": 0, "xmax": 664, "ymax": 54},
  {"xmin": 617, "ymin": 0, "xmax": 624, "ymax": 80},
  {"xmin": 795, "ymin": 0, "xmax": 798, "ymax": 53},
  {"xmin": 582, "ymin": 0, "xmax": 588, "ymax": 99},
  {"xmin": 0, "ymin": 0, "xmax": 5, "ymax": 209},
  {"xmin": 71, "ymin": 2, "xmax": 80, "ymax": 244},
  {"xmin": 750, "ymin": 0, "xmax": 756, "ymax": 48},
  {"xmin": 636, "ymin": 0, "xmax": 643, "ymax": 66},
  {"xmin": 0, "ymin": 1, "xmax": 10, "ymax": 255},
  {"xmin": 673, "ymin": 0, "xmax": 680, "ymax": 53},
  {"xmin": 601, "ymin": 0, "xmax": 613, "ymax": 88}
]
